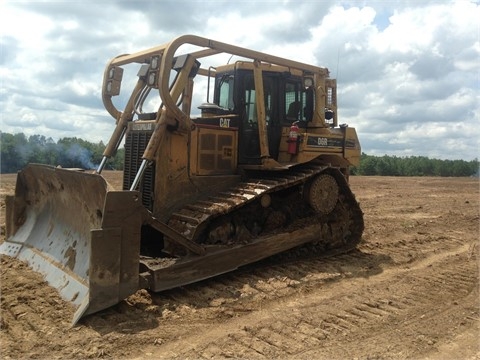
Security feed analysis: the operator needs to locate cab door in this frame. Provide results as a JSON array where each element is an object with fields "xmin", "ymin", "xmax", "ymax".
[{"xmin": 236, "ymin": 72, "xmax": 281, "ymax": 164}]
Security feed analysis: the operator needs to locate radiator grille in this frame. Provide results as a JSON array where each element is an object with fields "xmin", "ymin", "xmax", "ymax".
[{"xmin": 123, "ymin": 131, "xmax": 155, "ymax": 211}]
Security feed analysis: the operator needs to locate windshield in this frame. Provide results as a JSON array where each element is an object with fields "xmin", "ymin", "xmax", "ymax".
[{"xmin": 217, "ymin": 74, "xmax": 235, "ymax": 110}]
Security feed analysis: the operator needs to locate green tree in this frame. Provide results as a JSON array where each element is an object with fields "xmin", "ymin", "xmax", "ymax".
[
  {"xmin": 356, "ymin": 153, "xmax": 377, "ymax": 175},
  {"xmin": 1, "ymin": 132, "xmax": 28, "ymax": 173},
  {"xmin": 353, "ymin": 154, "xmax": 478, "ymax": 177},
  {"xmin": 1, "ymin": 133, "xmax": 125, "ymax": 172}
]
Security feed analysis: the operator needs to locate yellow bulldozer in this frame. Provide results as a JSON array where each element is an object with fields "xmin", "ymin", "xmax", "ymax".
[{"xmin": 1, "ymin": 35, "xmax": 364, "ymax": 324}]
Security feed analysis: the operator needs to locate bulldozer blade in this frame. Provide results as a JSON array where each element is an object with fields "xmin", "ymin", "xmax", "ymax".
[{"xmin": 1, "ymin": 164, "xmax": 144, "ymax": 324}]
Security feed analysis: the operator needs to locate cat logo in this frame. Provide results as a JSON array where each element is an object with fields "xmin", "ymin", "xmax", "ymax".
[
  {"xmin": 132, "ymin": 122, "xmax": 154, "ymax": 131},
  {"xmin": 219, "ymin": 118, "xmax": 230, "ymax": 128}
]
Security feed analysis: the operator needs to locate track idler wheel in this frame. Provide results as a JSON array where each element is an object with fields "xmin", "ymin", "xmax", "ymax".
[{"xmin": 304, "ymin": 173, "xmax": 339, "ymax": 215}]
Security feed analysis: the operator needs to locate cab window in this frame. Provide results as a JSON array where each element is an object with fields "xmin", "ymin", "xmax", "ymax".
[
  {"xmin": 217, "ymin": 74, "xmax": 234, "ymax": 110},
  {"xmin": 285, "ymin": 80, "xmax": 303, "ymax": 124}
]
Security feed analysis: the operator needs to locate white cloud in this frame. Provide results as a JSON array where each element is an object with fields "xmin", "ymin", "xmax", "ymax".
[
  {"xmin": 0, "ymin": 6, "xmax": 54, "ymax": 51},
  {"xmin": 1, "ymin": 0, "xmax": 478, "ymax": 160}
]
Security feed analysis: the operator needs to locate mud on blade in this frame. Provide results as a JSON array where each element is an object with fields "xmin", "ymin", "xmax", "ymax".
[{"xmin": 1, "ymin": 164, "xmax": 143, "ymax": 324}]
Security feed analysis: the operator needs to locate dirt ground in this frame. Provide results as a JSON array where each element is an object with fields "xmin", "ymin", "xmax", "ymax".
[{"xmin": 0, "ymin": 172, "xmax": 479, "ymax": 359}]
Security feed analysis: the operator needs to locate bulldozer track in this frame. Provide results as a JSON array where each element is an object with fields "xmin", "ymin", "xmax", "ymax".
[
  {"xmin": 167, "ymin": 162, "xmax": 364, "ymax": 252},
  {"xmin": 168, "ymin": 163, "xmax": 328, "ymax": 241}
]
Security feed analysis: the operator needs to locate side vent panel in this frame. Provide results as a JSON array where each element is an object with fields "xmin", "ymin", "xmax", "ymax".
[{"xmin": 197, "ymin": 128, "xmax": 237, "ymax": 175}]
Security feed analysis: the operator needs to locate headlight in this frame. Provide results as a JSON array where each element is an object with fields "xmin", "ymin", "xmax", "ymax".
[
  {"xmin": 304, "ymin": 77, "xmax": 314, "ymax": 88},
  {"xmin": 151, "ymin": 56, "xmax": 159, "ymax": 70},
  {"xmin": 148, "ymin": 71, "xmax": 157, "ymax": 86},
  {"xmin": 105, "ymin": 67, "xmax": 123, "ymax": 95}
]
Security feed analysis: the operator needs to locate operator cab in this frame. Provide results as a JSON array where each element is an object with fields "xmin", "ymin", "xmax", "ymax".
[{"xmin": 212, "ymin": 63, "xmax": 314, "ymax": 165}]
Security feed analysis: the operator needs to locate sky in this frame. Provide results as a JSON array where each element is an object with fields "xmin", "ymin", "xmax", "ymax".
[{"xmin": 1, "ymin": 0, "xmax": 479, "ymax": 161}]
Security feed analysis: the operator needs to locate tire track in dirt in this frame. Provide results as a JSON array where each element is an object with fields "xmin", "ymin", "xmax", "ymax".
[
  {"xmin": 137, "ymin": 228, "xmax": 470, "ymax": 330},
  {"xmin": 143, "ymin": 242, "xmax": 478, "ymax": 359}
]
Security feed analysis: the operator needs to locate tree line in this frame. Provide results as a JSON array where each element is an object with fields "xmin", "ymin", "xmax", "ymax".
[
  {"xmin": 0, "ymin": 132, "xmax": 124, "ymax": 173},
  {"xmin": 1, "ymin": 132, "xmax": 478, "ymax": 176},
  {"xmin": 351, "ymin": 153, "xmax": 478, "ymax": 177}
]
